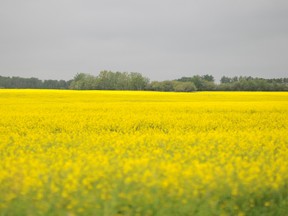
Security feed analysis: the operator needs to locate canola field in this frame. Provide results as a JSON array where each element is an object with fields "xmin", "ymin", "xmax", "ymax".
[{"xmin": 0, "ymin": 90, "xmax": 288, "ymax": 216}]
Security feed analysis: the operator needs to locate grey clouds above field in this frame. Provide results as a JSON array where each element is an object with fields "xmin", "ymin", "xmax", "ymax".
[{"xmin": 0, "ymin": 0, "xmax": 288, "ymax": 81}]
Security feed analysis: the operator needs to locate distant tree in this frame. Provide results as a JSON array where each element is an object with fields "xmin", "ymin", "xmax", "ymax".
[
  {"xmin": 177, "ymin": 77, "xmax": 193, "ymax": 82},
  {"xmin": 114, "ymin": 72, "xmax": 129, "ymax": 90},
  {"xmin": 69, "ymin": 71, "xmax": 150, "ymax": 90},
  {"xmin": 129, "ymin": 72, "xmax": 149, "ymax": 90},
  {"xmin": 69, "ymin": 73, "xmax": 97, "ymax": 90},
  {"xmin": 173, "ymin": 81, "xmax": 197, "ymax": 92},
  {"xmin": 148, "ymin": 81, "xmax": 161, "ymax": 91},
  {"xmin": 190, "ymin": 75, "xmax": 207, "ymax": 90},
  {"xmin": 202, "ymin": 74, "xmax": 215, "ymax": 82},
  {"xmin": 177, "ymin": 75, "xmax": 215, "ymax": 91},
  {"xmin": 43, "ymin": 80, "xmax": 69, "ymax": 89},
  {"xmin": 201, "ymin": 80, "xmax": 216, "ymax": 91},
  {"xmin": 217, "ymin": 76, "xmax": 288, "ymax": 91},
  {"xmin": 220, "ymin": 76, "xmax": 232, "ymax": 84}
]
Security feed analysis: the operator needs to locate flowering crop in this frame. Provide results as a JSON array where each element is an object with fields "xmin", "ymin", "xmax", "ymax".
[{"xmin": 0, "ymin": 90, "xmax": 288, "ymax": 215}]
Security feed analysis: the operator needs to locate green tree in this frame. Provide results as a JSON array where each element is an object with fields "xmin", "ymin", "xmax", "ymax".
[
  {"xmin": 173, "ymin": 81, "xmax": 197, "ymax": 92},
  {"xmin": 129, "ymin": 72, "xmax": 149, "ymax": 90}
]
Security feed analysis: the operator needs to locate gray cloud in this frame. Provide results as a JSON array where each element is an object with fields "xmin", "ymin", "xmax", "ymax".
[{"xmin": 0, "ymin": 0, "xmax": 288, "ymax": 81}]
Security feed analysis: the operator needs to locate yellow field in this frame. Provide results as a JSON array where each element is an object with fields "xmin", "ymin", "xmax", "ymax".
[{"xmin": 0, "ymin": 90, "xmax": 288, "ymax": 216}]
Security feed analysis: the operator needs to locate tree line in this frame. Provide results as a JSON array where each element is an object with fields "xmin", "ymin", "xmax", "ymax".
[
  {"xmin": 69, "ymin": 71, "xmax": 149, "ymax": 90},
  {"xmin": 0, "ymin": 72, "xmax": 287, "ymax": 91},
  {"xmin": 0, "ymin": 76, "xmax": 71, "ymax": 89},
  {"xmin": 218, "ymin": 76, "xmax": 288, "ymax": 91}
]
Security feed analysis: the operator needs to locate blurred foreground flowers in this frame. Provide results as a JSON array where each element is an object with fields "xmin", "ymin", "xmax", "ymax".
[{"xmin": 0, "ymin": 90, "xmax": 288, "ymax": 215}]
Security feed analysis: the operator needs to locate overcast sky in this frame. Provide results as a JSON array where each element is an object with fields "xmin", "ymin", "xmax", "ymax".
[{"xmin": 0, "ymin": 0, "xmax": 287, "ymax": 81}]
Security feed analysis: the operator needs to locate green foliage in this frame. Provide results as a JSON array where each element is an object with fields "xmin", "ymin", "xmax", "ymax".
[
  {"xmin": 69, "ymin": 71, "xmax": 150, "ymax": 90},
  {"xmin": 0, "ymin": 73, "xmax": 287, "ymax": 91},
  {"xmin": 173, "ymin": 81, "xmax": 197, "ymax": 92},
  {"xmin": 0, "ymin": 76, "xmax": 70, "ymax": 89},
  {"xmin": 69, "ymin": 73, "xmax": 98, "ymax": 90},
  {"xmin": 177, "ymin": 75, "xmax": 216, "ymax": 91},
  {"xmin": 129, "ymin": 72, "xmax": 150, "ymax": 90},
  {"xmin": 149, "ymin": 81, "xmax": 197, "ymax": 92},
  {"xmin": 218, "ymin": 76, "xmax": 288, "ymax": 91}
]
